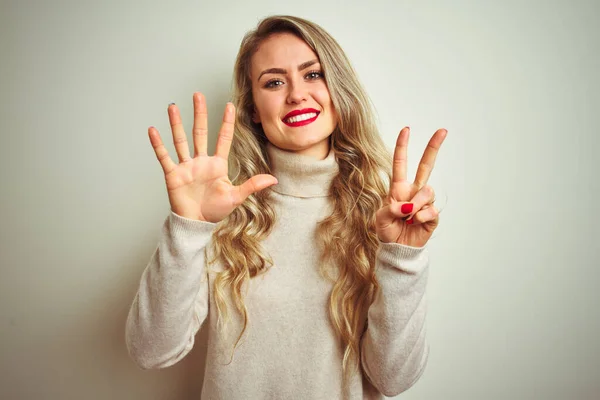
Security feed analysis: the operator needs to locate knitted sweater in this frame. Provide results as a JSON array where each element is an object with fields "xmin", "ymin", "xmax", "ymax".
[{"xmin": 125, "ymin": 142, "xmax": 430, "ymax": 399}]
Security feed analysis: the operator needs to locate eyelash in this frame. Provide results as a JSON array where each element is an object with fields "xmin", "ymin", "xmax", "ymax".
[{"xmin": 264, "ymin": 70, "xmax": 324, "ymax": 89}]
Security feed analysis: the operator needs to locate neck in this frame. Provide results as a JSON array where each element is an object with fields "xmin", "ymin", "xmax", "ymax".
[
  {"xmin": 292, "ymin": 138, "xmax": 331, "ymax": 160},
  {"xmin": 266, "ymin": 141, "xmax": 339, "ymax": 198}
]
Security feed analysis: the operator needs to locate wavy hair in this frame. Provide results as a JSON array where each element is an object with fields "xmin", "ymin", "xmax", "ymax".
[{"xmin": 206, "ymin": 15, "xmax": 393, "ymax": 387}]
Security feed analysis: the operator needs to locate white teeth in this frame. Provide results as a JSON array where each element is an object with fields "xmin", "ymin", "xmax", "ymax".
[{"xmin": 284, "ymin": 112, "xmax": 317, "ymax": 124}]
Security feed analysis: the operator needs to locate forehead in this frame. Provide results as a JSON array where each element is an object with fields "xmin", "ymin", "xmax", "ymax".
[{"xmin": 251, "ymin": 32, "xmax": 319, "ymax": 77}]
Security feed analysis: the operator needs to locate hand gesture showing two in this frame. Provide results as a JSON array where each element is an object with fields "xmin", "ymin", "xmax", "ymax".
[
  {"xmin": 375, "ymin": 127, "xmax": 448, "ymax": 248},
  {"xmin": 148, "ymin": 92, "xmax": 278, "ymax": 223}
]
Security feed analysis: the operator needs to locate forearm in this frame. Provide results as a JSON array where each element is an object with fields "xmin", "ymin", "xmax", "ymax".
[
  {"xmin": 125, "ymin": 211, "xmax": 216, "ymax": 369},
  {"xmin": 361, "ymin": 242, "xmax": 430, "ymax": 397}
]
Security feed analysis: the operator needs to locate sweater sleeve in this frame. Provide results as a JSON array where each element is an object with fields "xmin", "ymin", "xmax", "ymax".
[
  {"xmin": 125, "ymin": 211, "xmax": 217, "ymax": 370},
  {"xmin": 360, "ymin": 241, "xmax": 430, "ymax": 397}
]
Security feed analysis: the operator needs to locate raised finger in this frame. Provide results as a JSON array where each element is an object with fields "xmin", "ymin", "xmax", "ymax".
[
  {"xmin": 148, "ymin": 127, "xmax": 177, "ymax": 175},
  {"xmin": 167, "ymin": 103, "xmax": 192, "ymax": 163},
  {"xmin": 414, "ymin": 129, "xmax": 447, "ymax": 189},
  {"xmin": 392, "ymin": 127, "xmax": 410, "ymax": 184},
  {"xmin": 215, "ymin": 103, "xmax": 235, "ymax": 160},
  {"xmin": 192, "ymin": 92, "xmax": 208, "ymax": 157}
]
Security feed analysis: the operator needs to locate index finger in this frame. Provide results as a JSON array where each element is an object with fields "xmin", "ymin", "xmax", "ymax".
[
  {"xmin": 214, "ymin": 103, "xmax": 235, "ymax": 160},
  {"xmin": 413, "ymin": 128, "xmax": 447, "ymax": 189},
  {"xmin": 392, "ymin": 127, "xmax": 410, "ymax": 184}
]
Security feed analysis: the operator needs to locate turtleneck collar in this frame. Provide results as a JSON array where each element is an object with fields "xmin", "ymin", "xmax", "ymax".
[{"xmin": 266, "ymin": 141, "xmax": 339, "ymax": 198}]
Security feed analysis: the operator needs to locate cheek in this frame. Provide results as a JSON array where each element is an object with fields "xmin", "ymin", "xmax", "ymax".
[
  {"xmin": 257, "ymin": 95, "xmax": 282, "ymax": 121},
  {"xmin": 252, "ymin": 87, "xmax": 271, "ymax": 113},
  {"xmin": 321, "ymin": 92, "xmax": 338, "ymax": 124},
  {"xmin": 314, "ymin": 85, "xmax": 334, "ymax": 107}
]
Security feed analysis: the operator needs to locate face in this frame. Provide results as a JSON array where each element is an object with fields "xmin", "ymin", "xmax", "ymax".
[{"xmin": 250, "ymin": 32, "xmax": 338, "ymax": 160}]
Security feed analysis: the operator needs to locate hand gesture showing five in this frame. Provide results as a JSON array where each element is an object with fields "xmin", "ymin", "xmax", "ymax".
[
  {"xmin": 148, "ymin": 92, "xmax": 279, "ymax": 223},
  {"xmin": 375, "ymin": 127, "xmax": 448, "ymax": 248}
]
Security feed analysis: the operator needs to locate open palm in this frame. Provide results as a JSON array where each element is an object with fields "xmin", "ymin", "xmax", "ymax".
[{"xmin": 148, "ymin": 92, "xmax": 278, "ymax": 223}]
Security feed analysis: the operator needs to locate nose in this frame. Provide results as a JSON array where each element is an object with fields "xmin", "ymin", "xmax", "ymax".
[{"xmin": 286, "ymin": 80, "xmax": 308, "ymax": 104}]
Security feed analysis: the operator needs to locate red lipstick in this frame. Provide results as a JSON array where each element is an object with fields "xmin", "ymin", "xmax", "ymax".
[{"xmin": 282, "ymin": 108, "xmax": 320, "ymax": 127}]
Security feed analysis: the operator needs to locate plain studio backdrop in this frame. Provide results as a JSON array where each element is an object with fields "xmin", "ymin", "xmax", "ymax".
[{"xmin": 1, "ymin": 0, "xmax": 598, "ymax": 399}]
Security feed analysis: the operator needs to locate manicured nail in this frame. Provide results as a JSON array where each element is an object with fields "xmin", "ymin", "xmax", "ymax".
[
  {"xmin": 401, "ymin": 203, "xmax": 414, "ymax": 214},
  {"xmin": 406, "ymin": 218, "xmax": 414, "ymax": 225},
  {"xmin": 168, "ymin": 102, "xmax": 175, "ymax": 107}
]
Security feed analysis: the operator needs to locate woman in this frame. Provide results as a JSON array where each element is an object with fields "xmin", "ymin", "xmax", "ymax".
[{"xmin": 126, "ymin": 15, "xmax": 447, "ymax": 400}]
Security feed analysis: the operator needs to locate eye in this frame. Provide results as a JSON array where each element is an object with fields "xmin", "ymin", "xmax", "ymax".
[
  {"xmin": 263, "ymin": 70, "xmax": 324, "ymax": 89},
  {"xmin": 264, "ymin": 79, "xmax": 283, "ymax": 89},
  {"xmin": 306, "ymin": 70, "xmax": 323, "ymax": 80}
]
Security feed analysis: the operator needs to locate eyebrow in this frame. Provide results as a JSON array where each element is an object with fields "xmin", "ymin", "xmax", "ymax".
[{"xmin": 257, "ymin": 59, "xmax": 320, "ymax": 81}]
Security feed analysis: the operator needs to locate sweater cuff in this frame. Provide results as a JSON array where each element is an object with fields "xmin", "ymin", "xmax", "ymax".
[
  {"xmin": 168, "ymin": 210, "xmax": 217, "ymax": 237},
  {"xmin": 376, "ymin": 240, "xmax": 428, "ymax": 274}
]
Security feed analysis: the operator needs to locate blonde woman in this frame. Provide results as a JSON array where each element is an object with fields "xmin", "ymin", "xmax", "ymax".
[{"xmin": 126, "ymin": 15, "xmax": 447, "ymax": 400}]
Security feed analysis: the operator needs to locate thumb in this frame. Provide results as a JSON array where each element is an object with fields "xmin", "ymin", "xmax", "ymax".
[
  {"xmin": 376, "ymin": 201, "xmax": 414, "ymax": 225},
  {"xmin": 232, "ymin": 174, "xmax": 278, "ymax": 205}
]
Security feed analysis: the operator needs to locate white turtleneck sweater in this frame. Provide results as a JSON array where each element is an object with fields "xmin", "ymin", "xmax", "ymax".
[{"xmin": 125, "ymin": 142, "xmax": 430, "ymax": 399}]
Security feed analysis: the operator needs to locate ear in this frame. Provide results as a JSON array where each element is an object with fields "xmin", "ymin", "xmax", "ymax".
[{"xmin": 252, "ymin": 106, "xmax": 261, "ymax": 123}]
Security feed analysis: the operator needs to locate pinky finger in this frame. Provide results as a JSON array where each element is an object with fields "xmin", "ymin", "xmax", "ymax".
[
  {"xmin": 148, "ymin": 127, "xmax": 177, "ymax": 175},
  {"xmin": 408, "ymin": 205, "xmax": 440, "ymax": 226}
]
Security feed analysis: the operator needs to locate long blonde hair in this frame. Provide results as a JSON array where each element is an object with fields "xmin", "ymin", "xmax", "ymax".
[{"xmin": 206, "ymin": 15, "xmax": 393, "ymax": 386}]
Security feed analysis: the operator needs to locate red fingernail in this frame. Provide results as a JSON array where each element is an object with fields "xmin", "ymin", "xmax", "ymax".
[
  {"xmin": 401, "ymin": 203, "xmax": 414, "ymax": 214},
  {"xmin": 406, "ymin": 218, "xmax": 414, "ymax": 225}
]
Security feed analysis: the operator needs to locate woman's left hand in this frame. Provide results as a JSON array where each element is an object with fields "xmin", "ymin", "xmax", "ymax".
[{"xmin": 375, "ymin": 127, "xmax": 448, "ymax": 248}]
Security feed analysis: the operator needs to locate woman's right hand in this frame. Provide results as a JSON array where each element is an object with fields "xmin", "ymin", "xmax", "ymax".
[{"xmin": 148, "ymin": 92, "xmax": 278, "ymax": 223}]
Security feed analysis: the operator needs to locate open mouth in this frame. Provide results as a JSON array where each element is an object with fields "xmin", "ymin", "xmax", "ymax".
[{"xmin": 283, "ymin": 112, "xmax": 320, "ymax": 127}]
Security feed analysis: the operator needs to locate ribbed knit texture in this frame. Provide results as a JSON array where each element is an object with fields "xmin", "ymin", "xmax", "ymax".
[{"xmin": 126, "ymin": 142, "xmax": 430, "ymax": 399}]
